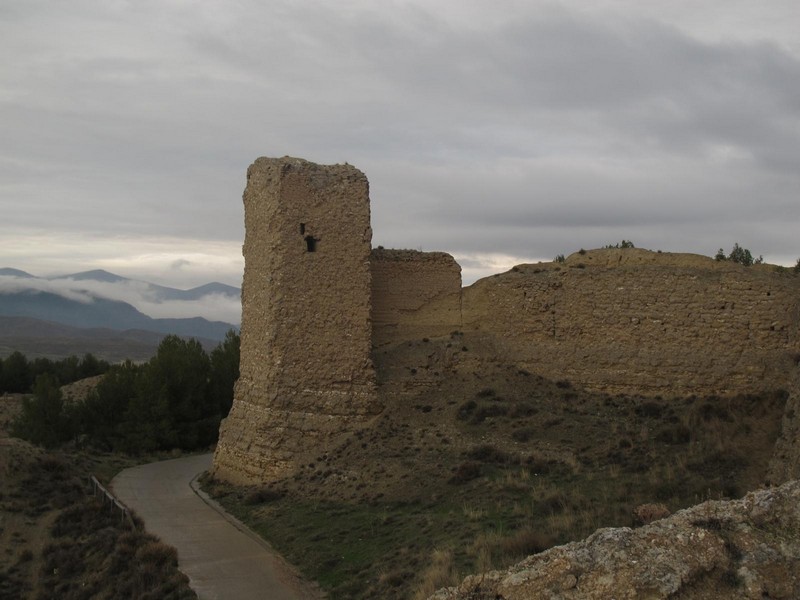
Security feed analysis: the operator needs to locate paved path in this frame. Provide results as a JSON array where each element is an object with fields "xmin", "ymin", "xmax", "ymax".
[{"xmin": 111, "ymin": 453, "xmax": 321, "ymax": 600}]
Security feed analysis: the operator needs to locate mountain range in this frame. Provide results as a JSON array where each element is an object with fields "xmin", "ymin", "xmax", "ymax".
[{"xmin": 0, "ymin": 268, "xmax": 241, "ymax": 360}]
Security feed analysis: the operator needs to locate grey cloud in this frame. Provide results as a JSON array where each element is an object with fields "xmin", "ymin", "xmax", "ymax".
[{"xmin": 1, "ymin": 1, "xmax": 798, "ymax": 284}]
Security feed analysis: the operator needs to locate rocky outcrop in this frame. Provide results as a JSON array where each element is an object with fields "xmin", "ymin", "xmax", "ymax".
[{"xmin": 431, "ymin": 479, "xmax": 800, "ymax": 600}]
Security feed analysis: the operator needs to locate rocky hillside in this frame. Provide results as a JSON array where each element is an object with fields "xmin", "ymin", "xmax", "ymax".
[{"xmin": 431, "ymin": 479, "xmax": 800, "ymax": 599}]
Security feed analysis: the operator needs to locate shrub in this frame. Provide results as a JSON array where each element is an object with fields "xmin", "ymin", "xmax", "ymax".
[
  {"xmin": 135, "ymin": 541, "xmax": 179, "ymax": 569},
  {"xmin": 495, "ymin": 529, "xmax": 555, "ymax": 559},
  {"xmin": 449, "ymin": 462, "xmax": 482, "ymax": 484},
  {"xmin": 412, "ymin": 549, "xmax": 458, "ymax": 600},
  {"xmin": 244, "ymin": 486, "xmax": 284, "ymax": 505},
  {"xmin": 635, "ymin": 401, "xmax": 663, "ymax": 418},
  {"xmin": 11, "ymin": 374, "xmax": 75, "ymax": 448},
  {"xmin": 464, "ymin": 444, "xmax": 514, "ymax": 464},
  {"xmin": 456, "ymin": 400, "xmax": 476, "ymax": 420},
  {"xmin": 632, "ymin": 503, "xmax": 671, "ymax": 525},
  {"xmin": 718, "ymin": 243, "xmax": 762, "ymax": 266},
  {"xmin": 604, "ymin": 240, "xmax": 635, "ymax": 249},
  {"xmin": 470, "ymin": 404, "xmax": 508, "ymax": 423},
  {"xmin": 512, "ymin": 428, "xmax": 534, "ymax": 442}
]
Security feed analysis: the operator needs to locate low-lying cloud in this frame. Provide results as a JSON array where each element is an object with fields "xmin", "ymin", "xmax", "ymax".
[{"xmin": 0, "ymin": 275, "xmax": 241, "ymax": 325}]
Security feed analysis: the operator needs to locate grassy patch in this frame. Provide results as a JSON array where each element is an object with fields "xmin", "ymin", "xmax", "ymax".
[{"xmin": 202, "ymin": 340, "xmax": 787, "ymax": 599}]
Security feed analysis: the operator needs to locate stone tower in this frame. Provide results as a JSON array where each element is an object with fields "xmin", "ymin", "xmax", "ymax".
[{"xmin": 212, "ymin": 157, "xmax": 379, "ymax": 484}]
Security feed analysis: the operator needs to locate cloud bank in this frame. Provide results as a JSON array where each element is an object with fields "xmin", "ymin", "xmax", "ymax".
[
  {"xmin": 0, "ymin": 275, "xmax": 241, "ymax": 325},
  {"xmin": 1, "ymin": 1, "xmax": 798, "ymax": 285}
]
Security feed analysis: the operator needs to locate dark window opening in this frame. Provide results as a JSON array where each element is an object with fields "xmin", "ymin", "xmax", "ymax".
[
  {"xmin": 300, "ymin": 223, "xmax": 306, "ymax": 235},
  {"xmin": 305, "ymin": 236, "xmax": 317, "ymax": 252}
]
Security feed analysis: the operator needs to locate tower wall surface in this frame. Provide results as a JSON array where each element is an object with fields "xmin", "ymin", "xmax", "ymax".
[{"xmin": 212, "ymin": 157, "xmax": 378, "ymax": 484}]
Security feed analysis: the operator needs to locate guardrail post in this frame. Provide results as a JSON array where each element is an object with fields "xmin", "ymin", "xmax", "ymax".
[{"xmin": 88, "ymin": 475, "xmax": 137, "ymax": 530}]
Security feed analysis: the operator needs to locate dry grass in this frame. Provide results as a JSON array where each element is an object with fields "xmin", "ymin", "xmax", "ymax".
[
  {"xmin": 412, "ymin": 549, "xmax": 459, "ymax": 600},
  {"xmin": 203, "ymin": 336, "xmax": 789, "ymax": 600}
]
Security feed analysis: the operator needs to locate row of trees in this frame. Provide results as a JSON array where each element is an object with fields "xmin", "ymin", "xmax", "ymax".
[
  {"xmin": 11, "ymin": 331, "xmax": 239, "ymax": 453},
  {"xmin": 0, "ymin": 352, "xmax": 110, "ymax": 394},
  {"xmin": 554, "ymin": 243, "xmax": 800, "ymax": 270},
  {"xmin": 714, "ymin": 243, "xmax": 764, "ymax": 266}
]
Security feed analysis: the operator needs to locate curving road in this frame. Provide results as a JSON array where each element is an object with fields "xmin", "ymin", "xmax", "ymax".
[{"xmin": 111, "ymin": 453, "xmax": 321, "ymax": 600}]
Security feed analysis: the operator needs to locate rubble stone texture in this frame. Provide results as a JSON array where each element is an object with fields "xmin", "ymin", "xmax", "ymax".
[
  {"xmin": 212, "ymin": 157, "xmax": 379, "ymax": 484},
  {"xmin": 430, "ymin": 479, "xmax": 800, "ymax": 600}
]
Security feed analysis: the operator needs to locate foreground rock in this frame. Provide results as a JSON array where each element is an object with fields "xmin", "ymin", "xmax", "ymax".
[{"xmin": 431, "ymin": 480, "xmax": 800, "ymax": 600}]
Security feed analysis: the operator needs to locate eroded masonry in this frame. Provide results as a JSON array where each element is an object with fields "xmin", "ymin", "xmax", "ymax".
[{"xmin": 212, "ymin": 156, "xmax": 800, "ymax": 485}]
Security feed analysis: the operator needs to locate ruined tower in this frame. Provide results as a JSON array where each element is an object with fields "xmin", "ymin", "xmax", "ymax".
[{"xmin": 212, "ymin": 157, "xmax": 379, "ymax": 484}]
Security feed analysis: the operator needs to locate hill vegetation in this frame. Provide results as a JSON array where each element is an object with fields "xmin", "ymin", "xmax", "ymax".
[
  {"xmin": 0, "ymin": 351, "xmax": 109, "ymax": 394},
  {"xmin": 0, "ymin": 399, "xmax": 197, "ymax": 599},
  {"xmin": 203, "ymin": 332, "xmax": 788, "ymax": 599},
  {"xmin": 8, "ymin": 331, "xmax": 239, "ymax": 453}
]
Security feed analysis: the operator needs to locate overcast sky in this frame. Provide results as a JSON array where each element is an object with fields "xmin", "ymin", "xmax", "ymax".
[{"xmin": 2, "ymin": 0, "xmax": 799, "ymax": 288}]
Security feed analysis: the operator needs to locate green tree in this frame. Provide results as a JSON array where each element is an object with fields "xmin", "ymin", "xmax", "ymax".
[
  {"xmin": 0, "ymin": 351, "xmax": 31, "ymax": 393},
  {"xmin": 129, "ymin": 335, "xmax": 213, "ymax": 450},
  {"xmin": 604, "ymin": 240, "xmax": 635, "ymax": 249},
  {"xmin": 11, "ymin": 374, "xmax": 74, "ymax": 448},
  {"xmin": 209, "ymin": 330, "xmax": 240, "ymax": 419},
  {"xmin": 717, "ymin": 243, "xmax": 762, "ymax": 266},
  {"xmin": 76, "ymin": 361, "xmax": 140, "ymax": 451},
  {"xmin": 728, "ymin": 243, "xmax": 754, "ymax": 266},
  {"xmin": 77, "ymin": 353, "xmax": 108, "ymax": 379}
]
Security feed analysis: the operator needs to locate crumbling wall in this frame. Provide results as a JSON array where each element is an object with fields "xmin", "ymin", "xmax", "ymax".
[
  {"xmin": 371, "ymin": 248, "xmax": 462, "ymax": 347},
  {"xmin": 212, "ymin": 157, "xmax": 379, "ymax": 485},
  {"xmin": 212, "ymin": 156, "xmax": 800, "ymax": 486},
  {"xmin": 462, "ymin": 248, "xmax": 800, "ymax": 396}
]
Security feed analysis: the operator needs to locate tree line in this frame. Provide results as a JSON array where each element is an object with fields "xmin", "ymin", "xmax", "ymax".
[
  {"xmin": 0, "ymin": 352, "xmax": 110, "ymax": 394},
  {"xmin": 10, "ymin": 331, "xmax": 239, "ymax": 453}
]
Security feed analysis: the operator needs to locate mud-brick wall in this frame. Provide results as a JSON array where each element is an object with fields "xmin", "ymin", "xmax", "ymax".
[
  {"xmin": 462, "ymin": 249, "xmax": 800, "ymax": 396},
  {"xmin": 213, "ymin": 157, "xmax": 379, "ymax": 485},
  {"xmin": 371, "ymin": 249, "xmax": 462, "ymax": 347}
]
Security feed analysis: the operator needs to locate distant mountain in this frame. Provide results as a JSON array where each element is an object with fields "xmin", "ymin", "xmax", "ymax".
[
  {"xmin": 54, "ymin": 269, "xmax": 129, "ymax": 283},
  {"xmin": 0, "ymin": 316, "xmax": 222, "ymax": 362},
  {"xmin": 0, "ymin": 268, "xmax": 240, "ymax": 345},
  {"xmin": 180, "ymin": 282, "xmax": 241, "ymax": 301},
  {"xmin": 51, "ymin": 270, "xmax": 240, "ymax": 302},
  {"xmin": 0, "ymin": 268, "xmax": 35, "ymax": 278},
  {"xmin": 0, "ymin": 290, "xmax": 234, "ymax": 340}
]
